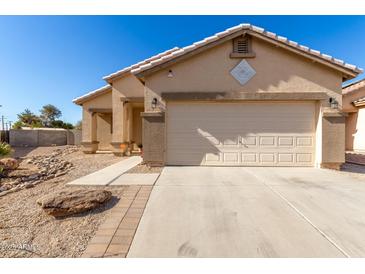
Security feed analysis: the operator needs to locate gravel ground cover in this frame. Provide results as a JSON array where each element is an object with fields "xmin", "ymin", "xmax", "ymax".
[{"xmin": 0, "ymin": 146, "xmax": 125, "ymax": 258}]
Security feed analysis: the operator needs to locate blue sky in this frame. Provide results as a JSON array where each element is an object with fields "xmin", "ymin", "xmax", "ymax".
[{"xmin": 0, "ymin": 16, "xmax": 364, "ymax": 125}]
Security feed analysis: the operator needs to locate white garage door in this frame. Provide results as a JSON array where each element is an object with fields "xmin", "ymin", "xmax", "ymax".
[{"xmin": 166, "ymin": 101, "xmax": 316, "ymax": 166}]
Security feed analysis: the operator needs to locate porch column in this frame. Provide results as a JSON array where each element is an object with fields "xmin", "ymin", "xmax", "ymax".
[
  {"xmin": 81, "ymin": 108, "xmax": 98, "ymax": 153},
  {"xmin": 111, "ymin": 88, "xmax": 126, "ymax": 156},
  {"xmin": 126, "ymin": 103, "xmax": 133, "ymax": 143}
]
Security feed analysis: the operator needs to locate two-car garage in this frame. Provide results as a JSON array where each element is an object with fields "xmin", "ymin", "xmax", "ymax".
[{"xmin": 166, "ymin": 101, "xmax": 316, "ymax": 167}]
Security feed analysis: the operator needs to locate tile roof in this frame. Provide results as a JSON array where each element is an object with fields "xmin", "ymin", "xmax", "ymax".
[
  {"xmin": 130, "ymin": 23, "xmax": 363, "ymax": 77},
  {"xmin": 72, "ymin": 85, "xmax": 112, "ymax": 105},
  {"xmin": 74, "ymin": 23, "xmax": 363, "ymax": 105},
  {"xmin": 353, "ymin": 96, "xmax": 365, "ymax": 106},
  {"xmin": 342, "ymin": 78, "xmax": 365, "ymax": 94},
  {"xmin": 103, "ymin": 47, "xmax": 180, "ymax": 82},
  {"xmin": 74, "ymin": 48, "xmax": 180, "ymax": 104}
]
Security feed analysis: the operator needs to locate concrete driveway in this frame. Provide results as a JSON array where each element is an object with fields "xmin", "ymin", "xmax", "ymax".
[{"xmin": 128, "ymin": 166, "xmax": 365, "ymax": 257}]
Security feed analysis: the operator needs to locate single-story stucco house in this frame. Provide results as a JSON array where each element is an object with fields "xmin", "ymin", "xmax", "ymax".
[
  {"xmin": 343, "ymin": 78, "xmax": 365, "ymax": 152},
  {"xmin": 73, "ymin": 23, "xmax": 362, "ymax": 169}
]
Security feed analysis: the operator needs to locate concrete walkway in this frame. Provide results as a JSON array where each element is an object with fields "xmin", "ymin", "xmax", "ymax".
[
  {"xmin": 67, "ymin": 156, "xmax": 142, "ymax": 186},
  {"xmin": 128, "ymin": 166, "xmax": 365, "ymax": 258},
  {"xmin": 109, "ymin": 173, "xmax": 160, "ymax": 186}
]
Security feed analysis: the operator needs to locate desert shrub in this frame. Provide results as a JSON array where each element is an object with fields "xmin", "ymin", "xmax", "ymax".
[
  {"xmin": 51, "ymin": 120, "xmax": 74, "ymax": 129},
  {"xmin": 0, "ymin": 142, "xmax": 12, "ymax": 157},
  {"xmin": 12, "ymin": 121, "xmax": 25, "ymax": 129}
]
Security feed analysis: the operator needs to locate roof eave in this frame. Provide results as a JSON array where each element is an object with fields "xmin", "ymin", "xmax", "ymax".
[
  {"xmin": 248, "ymin": 31, "xmax": 360, "ymax": 80},
  {"xmin": 133, "ymin": 29, "xmax": 248, "ymax": 78},
  {"xmin": 72, "ymin": 86, "xmax": 112, "ymax": 105},
  {"xmin": 103, "ymin": 70, "xmax": 131, "ymax": 83},
  {"xmin": 132, "ymin": 27, "xmax": 362, "ymax": 80}
]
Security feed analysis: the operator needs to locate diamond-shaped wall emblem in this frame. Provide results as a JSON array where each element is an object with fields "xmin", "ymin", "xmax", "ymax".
[{"xmin": 230, "ymin": 60, "xmax": 256, "ymax": 86}]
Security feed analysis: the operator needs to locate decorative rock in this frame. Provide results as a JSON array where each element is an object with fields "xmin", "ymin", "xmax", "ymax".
[
  {"xmin": 25, "ymin": 183, "xmax": 34, "ymax": 189},
  {"xmin": 55, "ymin": 171, "xmax": 67, "ymax": 178},
  {"xmin": 0, "ymin": 186, "xmax": 8, "ymax": 192},
  {"xmin": 0, "ymin": 158, "xmax": 19, "ymax": 170},
  {"xmin": 36, "ymin": 189, "xmax": 112, "ymax": 217},
  {"xmin": 27, "ymin": 174, "xmax": 40, "ymax": 181},
  {"xmin": 0, "ymin": 146, "xmax": 77, "ymax": 198}
]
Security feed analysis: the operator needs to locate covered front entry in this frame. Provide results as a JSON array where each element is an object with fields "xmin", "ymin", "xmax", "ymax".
[
  {"xmin": 96, "ymin": 113, "xmax": 112, "ymax": 150},
  {"xmin": 166, "ymin": 101, "xmax": 316, "ymax": 166}
]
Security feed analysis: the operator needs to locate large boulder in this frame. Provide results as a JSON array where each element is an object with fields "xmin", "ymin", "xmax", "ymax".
[
  {"xmin": 37, "ymin": 189, "xmax": 112, "ymax": 217},
  {"xmin": 0, "ymin": 158, "xmax": 19, "ymax": 170}
]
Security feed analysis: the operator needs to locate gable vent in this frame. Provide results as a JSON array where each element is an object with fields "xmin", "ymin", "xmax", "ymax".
[
  {"xmin": 230, "ymin": 35, "xmax": 255, "ymax": 58},
  {"xmin": 235, "ymin": 37, "xmax": 249, "ymax": 54}
]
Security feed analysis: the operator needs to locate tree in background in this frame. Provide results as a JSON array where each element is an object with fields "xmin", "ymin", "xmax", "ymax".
[
  {"xmin": 13, "ymin": 105, "xmax": 75, "ymax": 129},
  {"xmin": 15, "ymin": 108, "xmax": 42, "ymax": 128},
  {"xmin": 40, "ymin": 104, "xmax": 62, "ymax": 127},
  {"xmin": 51, "ymin": 120, "xmax": 74, "ymax": 129}
]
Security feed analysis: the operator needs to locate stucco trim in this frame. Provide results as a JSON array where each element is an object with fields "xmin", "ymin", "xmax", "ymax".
[
  {"xmin": 229, "ymin": 52, "xmax": 256, "ymax": 58},
  {"xmin": 161, "ymin": 91, "xmax": 328, "ymax": 101},
  {"xmin": 353, "ymin": 97, "xmax": 365, "ymax": 107},
  {"xmin": 322, "ymin": 110, "xmax": 348, "ymax": 117},
  {"xmin": 102, "ymin": 47, "xmax": 180, "ymax": 83},
  {"xmin": 141, "ymin": 112, "xmax": 165, "ymax": 117},
  {"xmin": 73, "ymin": 85, "xmax": 112, "ymax": 105},
  {"xmin": 120, "ymin": 97, "xmax": 144, "ymax": 103},
  {"xmin": 88, "ymin": 108, "xmax": 112, "ymax": 113}
]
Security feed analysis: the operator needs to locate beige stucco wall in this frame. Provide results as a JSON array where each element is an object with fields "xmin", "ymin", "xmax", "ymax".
[
  {"xmin": 354, "ymin": 107, "xmax": 365, "ymax": 151},
  {"xmin": 343, "ymin": 86, "xmax": 365, "ymax": 151},
  {"xmin": 81, "ymin": 91, "xmax": 112, "ymax": 144},
  {"xmin": 143, "ymin": 36, "xmax": 345, "ymax": 167},
  {"xmin": 322, "ymin": 116, "xmax": 346, "ymax": 164},
  {"xmin": 343, "ymin": 86, "xmax": 365, "ymax": 113},
  {"xmin": 96, "ymin": 113, "xmax": 112, "ymax": 150},
  {"xmin": 346, "ymin": 107, "xmax": 365, "ymax": 152},
  {"xmin": 111, "ymin": 75, "xmax": 144, "ymax": 153},
  {"xmin": 144, "ymin": 37, "xmax": 343, "ymax": 112},
  {"xmin": 132, "ymin": 107, "xmax": 143, "ymax": 146},
  {"xmin": 346, "ymin": 112, "xmax": 357, "ymax": 151}
]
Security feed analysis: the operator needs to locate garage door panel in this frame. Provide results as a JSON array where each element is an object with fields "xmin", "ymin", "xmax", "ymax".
[
  {"xmin": 241, "ymin": 153, "xmax": 258, "ymax": 164},
  {"xmin": 169, "ymin": 120, "xmax": 314, "ymax": 131},
  {"xmin": 166, "ymin": 102, "xmax": 315, "ymax": 166},
  {"xmin": 278, "ymin": 153, "xmax": 294, "ymax": 163}
]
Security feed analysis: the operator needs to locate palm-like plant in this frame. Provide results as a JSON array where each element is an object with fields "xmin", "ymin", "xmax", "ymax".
[{"xmin": 0, "ymin": 142, "xmax": 11, "ymax": 157}]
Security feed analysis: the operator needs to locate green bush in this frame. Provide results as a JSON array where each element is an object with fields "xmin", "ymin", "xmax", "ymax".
[{"xmin": 0, "ymin": 143, "xmax": 12, "ymax": 157}]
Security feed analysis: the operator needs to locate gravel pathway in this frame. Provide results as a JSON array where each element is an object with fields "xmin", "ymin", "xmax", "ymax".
[{"xmin": 0, "ymin": 146, "xmax": 126, "ymax": 258}]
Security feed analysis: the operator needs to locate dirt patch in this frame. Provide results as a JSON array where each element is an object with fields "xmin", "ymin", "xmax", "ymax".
[
  {"xmin": 126, "ymin": 163, "xmax": 163, "ymax": 174},
  {"xmin": 0, "ymin": 146, "xmax": 126, "ymax": 258}
]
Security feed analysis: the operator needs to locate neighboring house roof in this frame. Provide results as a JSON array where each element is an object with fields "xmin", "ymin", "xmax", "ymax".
[
  {"xmin": 103, "ymin": 47, "xmax": 180, "ymax": 82},
  {"xmin": 342, "ymin": 78, "xmax": 365, "ymax": 94},
  {"xmin": 131, "ymin": 23, "xmax": 362, "ymax": 79},
  {"xmin": 353, "ymin": 97, "xmax": 365, "ymax": 107},
  {"xmin": 72, "ymin": 85, "xmax": 112, "ymax": 105}
]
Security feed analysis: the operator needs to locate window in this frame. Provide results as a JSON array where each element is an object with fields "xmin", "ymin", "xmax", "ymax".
[{"xmin": 230, "ymin": 35, "xmax": 255, "ymax": 58}]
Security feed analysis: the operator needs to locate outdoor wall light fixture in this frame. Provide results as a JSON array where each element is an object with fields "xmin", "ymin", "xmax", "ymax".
[
  {"xmin": 151, "ymin": 98, "xmax": 158, "ymax": 109},
  {"xmin": 167, "ymin": 69, "xmax": 174, "ymax": 78},
  {"xmin": 329, "ymin": 97, "xmax": 339, "ymax": 109}
]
